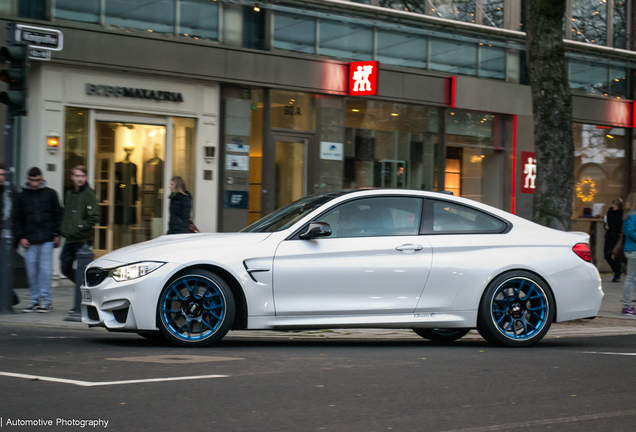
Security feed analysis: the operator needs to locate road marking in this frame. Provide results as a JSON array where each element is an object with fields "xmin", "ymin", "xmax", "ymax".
[
  {"xmin": 583, "ymin": 351, "xmax": 636, "ymax": 356},
  {"xmin": 439, "ymin": 410, "xmax": 636, "ymax": 432},
  {"xmin": 0, "ymin": 371, "xmax": 228, "ymax": 387},
  {"xmin": 106, "ymin": 354, "xmax": 243, "ymax": 364}
]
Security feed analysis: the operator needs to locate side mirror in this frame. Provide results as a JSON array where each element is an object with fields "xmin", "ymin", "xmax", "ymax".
[{"xmin": 299, "ymin": 222, "xmax": 332, "ymax": 240}]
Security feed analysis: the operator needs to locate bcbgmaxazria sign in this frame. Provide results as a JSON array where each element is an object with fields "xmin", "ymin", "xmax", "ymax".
[{"xmin": 85, "ymin": 83, "xmax": 184, "ymax": 102}]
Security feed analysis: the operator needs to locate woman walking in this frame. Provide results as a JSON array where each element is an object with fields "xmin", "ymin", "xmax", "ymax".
[
  {"xmin": 604, "ymin": 198, "xmax": 624, "ymax": 282},
  {"xmin": 621, "ymin": 192, "xmax": 636, "ymax": 316},
  {"xmin": 167, "ymin": 176, "xmax": 192, "ymax": 235}
]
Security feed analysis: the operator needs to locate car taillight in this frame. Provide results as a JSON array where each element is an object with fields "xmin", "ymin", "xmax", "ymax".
[{"xmin": 573, "ymin": 243, "xmax": 592, "ymax": 263}]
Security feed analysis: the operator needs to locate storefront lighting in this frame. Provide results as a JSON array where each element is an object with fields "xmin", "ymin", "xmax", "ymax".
[
  {"xmin": 607, "ymin": 135, "xmax": 614, "ymax": 139},
  {"xmin": 254, "ymin": 6, "xmax": 260, "ymax": 12},
  {"xmin": 450, "ymin": 112, "xmax": 455, "ymax": 115},
  {"xmin": 352, "ymin": 109, "xmax": 359, "ymax": 112},
  {"xmin": 391, "ymin": 113, "xmax": 398, "ymax": 116},
  {"xmin": 47, "ymin": 133, "xmax": 60, "ymax": 154}
]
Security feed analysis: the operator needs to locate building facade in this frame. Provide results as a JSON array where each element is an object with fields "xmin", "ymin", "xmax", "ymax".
[{"xmin": 0, "ymin": 0, "xmax": 634, "ymax": 270}]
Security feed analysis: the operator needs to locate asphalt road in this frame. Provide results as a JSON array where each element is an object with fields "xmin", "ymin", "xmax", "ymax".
[{"xmin": 1, "ymin": 323, "xmax": 635, "ymax": 432}]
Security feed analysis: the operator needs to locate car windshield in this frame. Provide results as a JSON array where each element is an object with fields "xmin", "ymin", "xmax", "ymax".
[{"xmin": 241, "ymin": 193, "xmax": 343, "ymax": 233}]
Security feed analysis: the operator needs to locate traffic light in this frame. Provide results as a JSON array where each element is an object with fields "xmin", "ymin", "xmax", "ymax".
[{"xmin": 0, "ymin": 41, "xmax": 28, "ymax": 116}]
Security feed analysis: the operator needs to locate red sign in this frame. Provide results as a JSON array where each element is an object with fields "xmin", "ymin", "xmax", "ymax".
[
  {"xmin": 521, "ymin": 151, "xmax": 536, "ymax": 194},
  {"xmin": 349, "ymin": 61, "xmax": 379, "ymax": 96}
]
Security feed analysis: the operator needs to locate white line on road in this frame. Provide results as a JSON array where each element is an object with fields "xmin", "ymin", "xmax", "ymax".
[
  {"xmin": 583, "ymin": 351, "xmax": 636, "ymax": 356},
  {"xmin": 0, "ymin": 371, "xmax": 228, "ymax": 387},
  {"xmin": 438, "ymin": 410, "xmax": 636, "ymax": 432}
]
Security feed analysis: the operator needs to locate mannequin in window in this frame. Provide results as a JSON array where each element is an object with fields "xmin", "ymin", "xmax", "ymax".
[
  {"xmin": 114, "ymin": 144, "xmax": 138, "ymax": 226},
  {"xmin": 143, "ymin": 143, "xmax": 164, "ymax": 219}
]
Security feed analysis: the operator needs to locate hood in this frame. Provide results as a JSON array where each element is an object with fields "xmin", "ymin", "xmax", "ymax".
[
  {"xmin": 99, "ymin": 232, "xmax": 273, "ymax": 265},
  {"xmin": 22, "ymin": 179, "xmax": 48, "ymax": 190}
]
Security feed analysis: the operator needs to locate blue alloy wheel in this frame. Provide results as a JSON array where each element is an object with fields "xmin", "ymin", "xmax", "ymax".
[
  {"xmin": 157, "ymin": 270, "xmax": 235, "ymax": 347},
  {"xmin": 477, "ymin": 271, "xmax": 554, "ymax": 347}
]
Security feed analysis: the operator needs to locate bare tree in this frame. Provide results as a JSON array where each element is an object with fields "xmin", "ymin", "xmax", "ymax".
[{"xmin": 525, "ymin": 0, "xmax": 574, "ymax": 230}]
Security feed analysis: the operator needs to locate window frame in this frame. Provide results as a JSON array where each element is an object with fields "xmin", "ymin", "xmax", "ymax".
[
  {"xmin": 288, "ymin": 195, "xmax": 426, "ymax": 240},
  {"xmin": 420, "ymin": 198, "xmax": 512, "ymax": 235}
]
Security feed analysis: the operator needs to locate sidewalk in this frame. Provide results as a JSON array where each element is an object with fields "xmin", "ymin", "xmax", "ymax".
[{"xmin": 0, "ymin": 274, "xmax": 635, "ymax": 340}]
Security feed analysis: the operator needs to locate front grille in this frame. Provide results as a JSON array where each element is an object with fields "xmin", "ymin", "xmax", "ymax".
[
  {"xmin": 86, "ymin": 267, "xmax": 108, "ymax": 287},
  {"xmin": 113, "ymin": 307, "xmax": 129, "ymax": 324},
  {"xmin": 87, "ymin": 306, "xmax": 99, "ymax": 321}
]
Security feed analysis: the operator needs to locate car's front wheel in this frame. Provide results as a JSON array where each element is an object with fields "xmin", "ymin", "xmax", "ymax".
[
  {"xmin": 477, "ymin": 271, "xmax": 554, "ymax": 347},
  {"xmin": 157, "ymin": 270, "xmax": 235, "ymax": 347},
  {"xmin": 413, "ymin": 328, "xmax": 470, "ymax": 343}
]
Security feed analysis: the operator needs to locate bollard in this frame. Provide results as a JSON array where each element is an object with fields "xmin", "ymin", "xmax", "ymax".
[{"xmin": 64, "ymin": 243, "xmax": 94, "ymax": 322}]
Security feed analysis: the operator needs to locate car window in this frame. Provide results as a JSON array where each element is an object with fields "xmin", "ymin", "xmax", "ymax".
[
  {"xmin": 315, "ymin": 197, "xmax": 423, "ymax": 238},
  {"xmin": 432, "ymin": 201, "xmax": 506, "ymax": 233}
]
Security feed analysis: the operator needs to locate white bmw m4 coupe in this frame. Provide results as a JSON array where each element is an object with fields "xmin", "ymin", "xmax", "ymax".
[{"xmin": 81, "ymin": 189, "xmax": 603, "ymax": 348}]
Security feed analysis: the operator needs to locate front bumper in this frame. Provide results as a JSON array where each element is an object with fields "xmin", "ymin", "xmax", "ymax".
[{"xmin": 81, "ymin": 262, "xmax": 183, "ymax": 331}]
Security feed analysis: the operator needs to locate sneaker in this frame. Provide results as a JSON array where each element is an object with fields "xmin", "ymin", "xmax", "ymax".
[
  {"xmin": 37, "ymin": 304, "xmax": 53, "ymax": 313},
  {"xmin": 621, "ymin": 307, "xmax": 636, "ymax": 316},
  {"xmin": 612, "ymin": 276, "xmax": 621, "ymax": 283},
  {"xmin": 22, "ymin": 304, "xmax": 39, "ymax": 313}
]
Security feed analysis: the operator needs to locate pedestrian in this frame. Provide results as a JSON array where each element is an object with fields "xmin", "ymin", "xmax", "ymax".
[
  {"xmin": 13, "ymin": 167, "xmax": 62, "ymax": 313},
  {"xmin": 622, "ymin": 192, "xmax": 636, "ymax": 316},
  {"xmin": 167, "ymin": 176, "xmax": 192, "ymax": 234},
  {"xmin": 60, "ymin": 165, "xmax": 99, "ymax": 288},
  {"xmin": 604, "ymin": 198, "xmax": 624, "ymax": 282}
]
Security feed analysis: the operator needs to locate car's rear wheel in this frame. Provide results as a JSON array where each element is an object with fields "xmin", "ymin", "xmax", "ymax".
[
  {"xmin": 477, "ymin": 271, "xmax": 554, "ymax": 347},
  {"xmin": 157, "ymin": 270, "xmax": 235, "ymax": 347},
  {"xmin": 413, "ymin": 328, "xmax": 470, "ymax": 343}
]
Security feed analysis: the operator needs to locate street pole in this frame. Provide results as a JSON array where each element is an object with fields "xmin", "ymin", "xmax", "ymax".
[{"xmin": 0, "ymin": 110, "xmax": 15, "ymax": 313}]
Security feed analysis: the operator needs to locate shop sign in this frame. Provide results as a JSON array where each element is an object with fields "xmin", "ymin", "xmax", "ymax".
[
  {"xmin": 85, "ymin": 83, "xmax": 184, "ymax": 102},
  {"xmin": 224, "ymin": 191, "xmax": 249, "ymax": 209},
  {"xmin": 521, "ymin": 151, "xmax": 536, "ymax": 194},
  {"xmin": 15, "ymin": 24, "xmax": 63, "ymax": 51},
  {"xmin": 226, "ymin": 154, "xmax": 249, "ymax": 172},
  {"xmin": 349, "ymin": 61, "xmax": 379, "ymax": 96},
  {"xmin": 320, "ymin": 142, "xmax": 344, "ymax": 161}
]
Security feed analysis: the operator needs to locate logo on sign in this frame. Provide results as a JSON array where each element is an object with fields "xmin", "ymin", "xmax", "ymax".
[
  {"xmin": 349, "ymin": 61, "xmax": 379, "ymax": 96},
  {"xmin": 521, "ymin": 151, "xmax": 536, "ymax": 194}
]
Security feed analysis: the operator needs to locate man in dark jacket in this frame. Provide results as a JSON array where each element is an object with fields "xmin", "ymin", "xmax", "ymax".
[
  {"xmin": 13, "ymin": 167, "xmax": 62, "ymax": 312},
  {"xmin": 60, "ymin": 166, "xmax": 99, "ymax": 285}
]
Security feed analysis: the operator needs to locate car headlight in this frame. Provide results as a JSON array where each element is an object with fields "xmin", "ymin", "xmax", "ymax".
[{"xmin": 110, "ymin": 262, "xmax": 165, "ymax": 282}]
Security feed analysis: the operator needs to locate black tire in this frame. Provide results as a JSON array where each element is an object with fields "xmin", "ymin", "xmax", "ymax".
[
  {"xmin": 157, "ymin": 269, "xmax": 235, "ymax": 347},
  {"xmin": 413, "ymin": 328, "xmax": 470, "ymax": 343},
  {"xmin": 477, "ymin": 270, "xmax": 555, "ymax": 347}
]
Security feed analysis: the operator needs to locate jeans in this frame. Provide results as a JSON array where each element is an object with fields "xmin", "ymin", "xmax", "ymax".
[
  {"xmin": 623, "ymin": 251, "xmax": 636, "ymax": 308},
  {"xmin": 24, "ymin": 242, "xmax": 54, "ymax": 307}
]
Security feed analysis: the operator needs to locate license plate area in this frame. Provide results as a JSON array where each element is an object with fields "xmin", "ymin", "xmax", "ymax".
[{"xmin": 81, "ymin": 289, "xmax": 92, "ymax": 302}]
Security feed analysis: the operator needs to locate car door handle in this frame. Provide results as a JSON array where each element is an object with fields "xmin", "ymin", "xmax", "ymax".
[{"xmin": 395, "ymin": 244, "xmax": 423, "ymax": 252}]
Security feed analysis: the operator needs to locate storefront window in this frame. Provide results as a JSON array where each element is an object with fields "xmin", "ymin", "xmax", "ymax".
[
  {"xmin": 482, "ymin": 0, "xmax": 504, "ymax": 28},
  {"xmin": 569, "ymin": 60, "xmax": 608, "ymax": 95},
  {"xmin": 445, "ymin": 110, "xmax": 503, "ymax": 207},
  {"xmin": 342, "ymin": 100, "xmax": 439, "ymax": 191},
  {"xmin": 271, "ymin": 90, "xmax": 315, "ymax": 131},
  {"xmin": 430, "ymin": 38, "xmax": 477, "ymax": 76},
  {"xmin": 172, "ymin": 117, "xmax": 196, "ymax": 202},
  {"xmin": 179, "ymin": 0, "xmax": 219, "ymax": 41},
  {"xmin": 376, "ymin": 30, "xmax": 427, "ymax": 69},
  {"xmin": 571, "ymin": 0, "xmax": 608, "ymax": 46},
  {"xmin": 610, "ymin": 67, "xmax": 628, "ymax": 99},
  {"xmin": 105, "ymin": 0, "xmax": 175, "ymax": 34},
  {"xmin": 273, "ymin": 12, "xmax": 316, "ymax": 54},
  {"xmin": 479, "ymin": 46, "xmax": 505, "ymax": 79},
  {"xmin": 572, "ymin": 124, "xmax": 625, "ymax": 220},
  {"xmin": 249, "ymin": 90, "xmax": 264, "ymax": 224},
  {"xmin": 55, "ymin": 0, "xmax": 100, "ymax": 23},
  {"xmin": 64, "ymin": 108, "xmax": 89, "ymax": 199},
  {"xmin": 614, "ymin": 0, "xmax": 627, "ymax": 49},
  {"xmin": 319, "ymin": 19, "xmax": 373, "ymax": 61},
  {"xmin": 428, "ymin": 0, "xmax": 476, "ymax": 23}
]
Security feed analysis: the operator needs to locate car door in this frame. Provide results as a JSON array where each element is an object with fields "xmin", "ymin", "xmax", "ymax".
[
  {"xmin": 415, "ymin": 199, "xmax": 510, "ymax": 312},
  {"xmin": 273, "ymin": 196, "xmax": 432, "ymax": 315}
]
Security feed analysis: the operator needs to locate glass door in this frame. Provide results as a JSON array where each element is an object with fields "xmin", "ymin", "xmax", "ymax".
[
  {"xmin": 273, "ymin": 135, "xmax": 308, "ymax": 209},
  {"xmin": 93, "ymin": 119, "xmax": 167, "ymax": 255}
]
